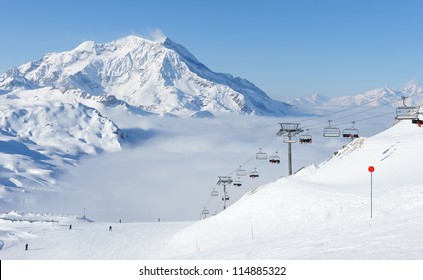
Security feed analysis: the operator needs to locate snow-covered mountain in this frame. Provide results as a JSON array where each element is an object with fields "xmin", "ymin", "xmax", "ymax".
[
  {"xmin": 0, "ymin": 91, "xmax": 124, "ymax": 207},
  {"xmin": 0, "ymin": 35, "xmax": 293, "ymax": 116},
  {"xmin": 0, "ymin": 34, "xmax": 296, "ymax": 208},
  {"xmin": 282, "ymin": 93, "xmax": 329, "ymax": 108}
]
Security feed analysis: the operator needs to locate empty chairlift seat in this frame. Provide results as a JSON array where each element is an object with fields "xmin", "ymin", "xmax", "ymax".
[
  {"xmin": 202, "ymin": 207, "xmax": 209, "ymax": 215},
  {"xmin": 211, "ymin": 188, "xmax": 219, "ymax": 197},
  {"xmin": 283, "ymin": 135, "xmax": 297, "ymax": 143},
  {"xmin": 396, "ymin": 97, "xmax": 418, "ymax": 120},
  {"xmin": 323, "ymin": 120, "xmax": 340, "ymax": 137},
  {"xmin": 396, "ymin": 106, "xmax": 418, "ymax": 120},
  {"xmin": 256, "ymin": 148, "xmax": 268, "ymax": 160},
  {"xmin": 236, "ymin": 166, "xmax": 247, "ymax": 176}
]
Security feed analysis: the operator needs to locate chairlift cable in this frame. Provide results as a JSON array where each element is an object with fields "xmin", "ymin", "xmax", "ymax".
[
  {"xmin": 305, "ymin": 111, "xmax": 395, "ymax": 132},
  {"xmin": 297, "ymin": 87, "xmax": 423, "ymax": 125},
  {"xmin": 300, "ymin": 93, "xmax": 421, "ymax": 130}
]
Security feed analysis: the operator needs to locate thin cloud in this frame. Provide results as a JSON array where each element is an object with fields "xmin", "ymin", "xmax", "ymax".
[{"xmin": 148, "ymin": 28, "xmax": 167, "ymax": 43}]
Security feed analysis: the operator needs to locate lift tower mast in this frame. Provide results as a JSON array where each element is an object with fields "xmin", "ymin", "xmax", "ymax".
[
  {"xmin": 217, "ymin": 176, "xmax": 233, "ymax": 210},
  {"xmin": 277, "ymin": 123, "xmax": 303, "ymax": 175}
]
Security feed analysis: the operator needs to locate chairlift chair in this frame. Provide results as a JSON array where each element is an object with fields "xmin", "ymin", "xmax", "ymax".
[
  {"xmin": 233, "ymin": 178, "xmax": 242, "ymax": 187},
  {"xmin": 283, "ymin": 135, "xmax": 297, "ymax": 143},
  {"xmin": 299, "ymin": 129, "xmax": 312, "ymax": 144},
  {"xmin": 412, "ymin": 119, "xmax": 423, "ymax": 127},
  {"xmin": 236, "ymin": 166, "xmax": 247, "ymax": 176},
  {"xmin": 211, "ymin": 188, "xmax": 219, "ymax": 197},
  {"xmin": 256, "ymin": 148, "xmax": 268, "ymax": 160},
  {"xmin": 342, "ymin": 122, "xmax": 359, "ymax": 138},
  {"xmin": 269, "ymin": 152, "xmax": 281, "ymax": 164},
  {"xmin": 323, "ymin": 120, "xmax": 340, "ymax": 137},
  {"xmin": 249, "ymin": 168, "xmax": 259, "ymax": 179},
  {"xmin": 412, "ymin": 113, "xmax": 423, "ymax": 126},
  {"xmin": 395, "ymin": 97, "xmax": 418, "ymax": 120},
  {"xmin": 411, "ymin": 108, "xmax": 423, "ymax": 124},
  {"xmin": 396, "ymin": 107, "xmax": 418, "ymax": 120},
  {"xmin": 202, "ymin": 207, "xmax": 209, "ymax": 215}
]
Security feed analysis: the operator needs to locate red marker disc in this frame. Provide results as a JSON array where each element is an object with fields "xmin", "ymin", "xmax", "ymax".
[{"xmin": 368, "ymin": 166, "xmax": 375, "ymax": 173}]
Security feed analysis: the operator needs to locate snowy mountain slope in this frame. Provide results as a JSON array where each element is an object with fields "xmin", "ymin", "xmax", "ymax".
[
  {"xmin": 167, "ymin": 120, "xmax": 423, "ymax": 259},
  {"xmin": 0, "ymin": 92, "xmax": 124, "ymax": 207},
  {"xmin": 0, "ymin": 35, "xmax": 293, "ymax": 116},
  {"xmin": 0, "ymin": 120, "xmax": 422, "ymax": 259}
]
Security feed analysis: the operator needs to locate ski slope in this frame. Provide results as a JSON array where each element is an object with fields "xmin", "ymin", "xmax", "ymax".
[{"xmin": 0, "ymin": 120, "xmax": 422, "ymax": 259}]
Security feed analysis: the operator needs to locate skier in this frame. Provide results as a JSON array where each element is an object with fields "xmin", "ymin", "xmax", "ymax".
[
  {"xmin": 109, "ymin": 226, "xmax": 112, "ymax": 231},
  {"xmin": 25, "ymin": 243, "xmax": 28, "ymax": 251},
  {"xmin": 69, "ymin": 224, "xmax": 72, "ymax": 230},
  {"xmin": 119, "ymin": 219, "xmax": 121, "ymax": 223}
]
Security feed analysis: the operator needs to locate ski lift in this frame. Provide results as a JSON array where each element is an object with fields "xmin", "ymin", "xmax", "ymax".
[
  {"xmin": 256, "ymin": 148, "xmax": 268, "ymax": 160},
  {"xmin": 222, "ymin": 194, "xmax": 229, "ymax": 201},
  {"xmin": 283, "ymin": 135, "xmax": 297, "ymax": 143},
  {"xmin": 202, "ymin": 207, "xmax": 209, "ymax": 215},
  {"xmin": 233, "ymin": 178, "xmax": 242, "ymax": 187},
  {"xmin": 342, "ymin": 121, "xmax": 359, "ymax": 138},
  {"xmin": 411, "ymin": 110, "xmax": 423, "ymax": 127},
  {"xmin": 249, "ymin": 168, "xmax": 259, "ymax": 178},
  {"xmin": 323, "ymin": 120, "xmax": 340, "ymax": 137},
  {"xmin": 236, "ymin": 166, "xmax": 247, "ymax": 176},
  {"xmin": 269, "ymin": 152, "xmax": 281, "ymax": 164},
  {"xmin": 396, "ymin": 97, "xmax": 418, "ymax": 120},
  {"xmin": 412, "ymin": 113, "xmax": 423, "ymax": 127},
  {"xmin": 211, "ymin": 188, "xmax": 219, "ymax": 197},
  {"xmin": 299, "ymin": 129, "xmax": 312, "ymax": 144}
]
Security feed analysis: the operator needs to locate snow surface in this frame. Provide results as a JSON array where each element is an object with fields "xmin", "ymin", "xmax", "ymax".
[
  {"xmin": 0, "ymin": 34, "xmax": 422, "ymax": 260},
  {"xmin": 1, "ymin": 120, "xmax": 422, "ymax": 259},
  {"xmin": 0, "ymin": 88, "xmax": 124, "ymax": 208}
]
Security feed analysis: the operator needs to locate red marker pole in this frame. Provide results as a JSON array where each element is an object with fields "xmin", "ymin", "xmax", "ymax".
[{"xmin": 368, "ymin": 166, "xmax": 375, "ymax": 219}]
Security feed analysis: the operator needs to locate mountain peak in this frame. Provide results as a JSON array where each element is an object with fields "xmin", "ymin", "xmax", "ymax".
[
  {"xmin": 0, "ymin": 35, "xmax": 292, "ymax": 116},
  {"xmin": 74, "ymin": 40, "xmax": 97, "ymax": 53},
  {"xmin": 114, "ymin": 34, "xmax": 156, "ymax": 45}
]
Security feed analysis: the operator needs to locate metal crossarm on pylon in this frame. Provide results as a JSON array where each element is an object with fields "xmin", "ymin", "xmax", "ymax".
[{"xmin": 277, "ymin": 123, "xmax": 303, "ymax": 175}]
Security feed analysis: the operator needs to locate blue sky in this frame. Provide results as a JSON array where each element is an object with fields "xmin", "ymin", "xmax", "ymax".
[{"xmin": 1, "ymin": 0, "xmax": 422, "ymax": 98}]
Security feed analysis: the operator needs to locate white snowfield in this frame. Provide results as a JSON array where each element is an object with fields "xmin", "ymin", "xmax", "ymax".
[
  {"xmin": 1, "ymin": 120, "xmax": 422, "ymax": 259},
  {"xmin": 0, "ymin": 89, "xmax": 124, "ymax": 206}
]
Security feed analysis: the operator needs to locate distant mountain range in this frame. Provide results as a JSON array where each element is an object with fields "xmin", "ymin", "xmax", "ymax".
[{"xmin": 283, "ymin": 84, "xmax": 423, "ymax": 109}]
